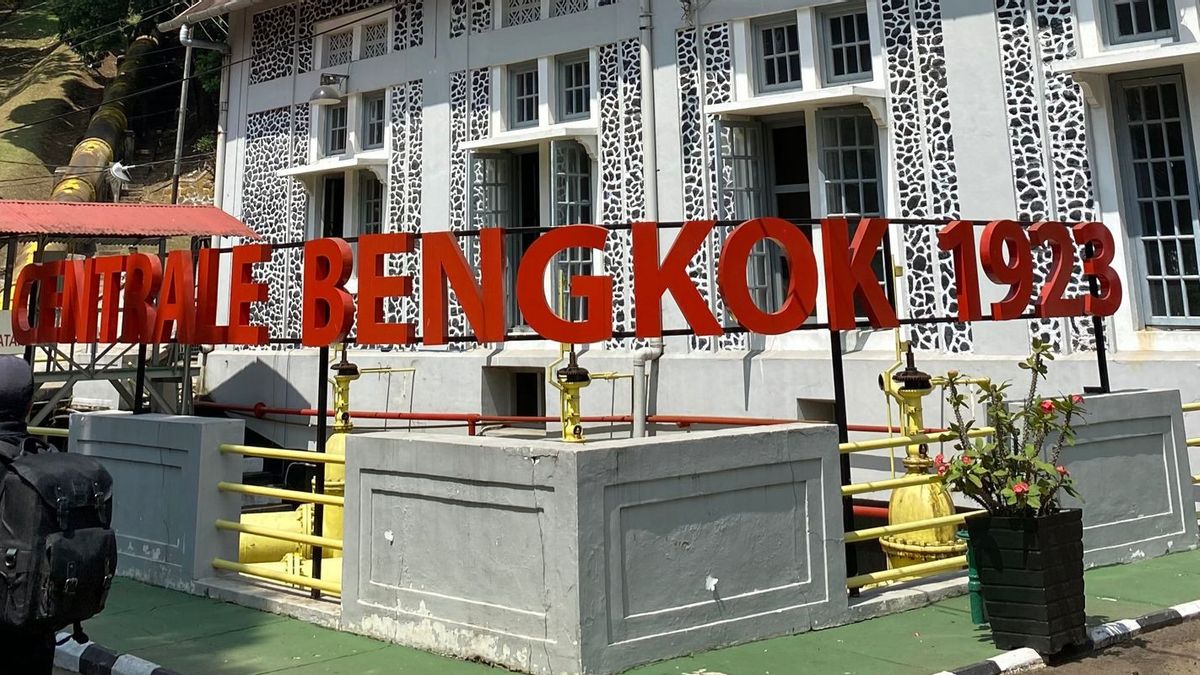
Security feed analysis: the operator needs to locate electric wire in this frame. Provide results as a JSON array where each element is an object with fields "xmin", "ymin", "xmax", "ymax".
[
  {"xmin": 0, "ymin": 2, "xmax": 182, "ymax": 73},
  {"xmin": 0, "ymin": 151, "xmax": 214, "ymax": 186}
]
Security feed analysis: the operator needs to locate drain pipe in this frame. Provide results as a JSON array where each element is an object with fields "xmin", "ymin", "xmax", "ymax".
[{"xmin": 632, "ymin": 0, "xmax": 663, "ymax": 438}]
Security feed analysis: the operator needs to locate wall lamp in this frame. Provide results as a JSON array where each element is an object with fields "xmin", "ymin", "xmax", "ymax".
[{"xmin": 309, "ymin": 73, "xmax": 349, "ymax": 106}]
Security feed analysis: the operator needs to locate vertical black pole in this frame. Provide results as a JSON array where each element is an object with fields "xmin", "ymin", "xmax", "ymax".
[
  {"xmin": 829, "ymin": 329, "xmax": 858, "ymax": 595},
  {"xmin": 3, "ymin": 236, "xmax": 16, "ymax": 311},
  {"xmin": 1085, "ymin": 243, "xmax": 1111, "ymax": 394},
  {"xmin": 133, "ymin": 344, "xmax": 148, "ymax": 414},
  {"xmin": 311, "ymin": 346, "xmax": 329, "ymax": 600}
]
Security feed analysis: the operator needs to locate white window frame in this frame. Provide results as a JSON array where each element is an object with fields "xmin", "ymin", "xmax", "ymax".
[
  {"xmin": 819, "ymin": 3, "xmax": 873, "ymax": 86},
  {"xmin": 556, "ymin": 52, "xmax": 592, "ymax": 122},
  {"xmin": 753, "ymin": 13, "xmax": 805, "ymax": 93},
  {"xmin": 313, "ymin": 6, "xmax": 392, "ymax": 71},
  {"xmin": 1101, "ymin": 0, "xmax": 1177, "ymax": 46},
  {"xmin": 509, "ymin": 61, "xmax": 540, "ymax": 129},
  {"xmin": 323, "ymin": 100, "xmax": 349, "ymax": 157},
  {"xmin": 361, "ymin": 90, "xmax": 386, "ymax": 150}
]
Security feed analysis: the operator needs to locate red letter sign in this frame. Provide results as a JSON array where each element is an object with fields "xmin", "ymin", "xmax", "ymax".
[
  {"xmin": 718, "ymin": 217, "xmax": 818, "ymax": 334},
  {"xmin": 1028, "ymin": 222, "xmax": 1084, "ymax": 318},
  {"xmin": 154, "ymin": 251, "xmax": 196, "ymax": 343},
  {"xmin": 194, "ymin": 248, "xmax": 228, "ymax": 344},
  {"xmin": 120, "ymin": 254, "xmax": 162, "ymax": 343},
  {"xmin": 979, "ymin": 220, "xmax": 1034, "ymax": 320},
  {"xmin": 516, "ymin": 225, "xmax": 612, "ymax": 343},
  {"xmin": 421, "ymin": 229, "xmax": 506, "ymax": 345},
  {"xmin": 632, "ymin": 221, "xmax": 722, "ymax": 338},
  {"xmin": 357, "ymin": 233, "xmax": 416, "ymax": 345},
  {"xmin": 823, "ymin": 217, "xmax": 898, "ymax": 330},
  {"xmin": 1073, "ymin": 221, "xmax": 1123, "ymax": 317},
  {"xmin": 228, "ymin": 244, "xmax": 272, "ymax": 345},
  {"xmin": 302, "ymin": 238, "xmax": 355, "ymax": 347},
  {"xmin": 94, "ymin": 255, "xmax": 125, "ymax": 343},
  {"xmin": 11, "ymin": 263, "xmax": 40, "ymax": 344}
]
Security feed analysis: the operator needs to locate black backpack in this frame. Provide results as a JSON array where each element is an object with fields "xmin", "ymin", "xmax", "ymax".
[{"xmin": 0, "ymin": 436, "xmax": 116, "ymax": 642}]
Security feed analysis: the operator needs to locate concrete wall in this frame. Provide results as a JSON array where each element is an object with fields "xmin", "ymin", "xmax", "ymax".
[
  {"xmin": 202, "ymin": 347, "xmax": 1200, "ymax": 510},
  {"xmin": 69, "ymin": 412, "xmax": 245, "ymax": 592},
  {"xmin": 1056, "ymin": 389, "xmax": 1200, "ymax": 567},
  {"xmin": 341, "ymin": 422, "xmax": 845, "ymax": 675}
]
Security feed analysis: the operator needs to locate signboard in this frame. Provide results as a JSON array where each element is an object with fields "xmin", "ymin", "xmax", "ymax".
[
  {"xmin": 10, "ymin": 217, "xmax": 1122, "ymax": 348},
  {"xmin": 0, "ymin": 311, "xmax": 24, "ymax": 354}
]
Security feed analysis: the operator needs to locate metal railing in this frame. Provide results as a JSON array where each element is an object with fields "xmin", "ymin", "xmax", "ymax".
[
  {"xmin": 28, "ymin": 426, "xmax": 67, "ymax": 438},
  {"xmin": 211, "ymin": 442, "xmax": 344, "ymax": 595},
  {"xmin": 838, "ymin": 428, "xmax": 994, "ymax": 590}
]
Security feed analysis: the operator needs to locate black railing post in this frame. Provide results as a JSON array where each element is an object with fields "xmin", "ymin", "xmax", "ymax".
[
  {"xmin": 311, "ymin": 345, "xmax": 330, "ymax": 600},
  {"xmin": 829, "ymin": 329, "xmax": 858, "ymax": 596},
  {"xmin": 1085, "ymin": 243, "xmax": 1111, "ymax": 395}
]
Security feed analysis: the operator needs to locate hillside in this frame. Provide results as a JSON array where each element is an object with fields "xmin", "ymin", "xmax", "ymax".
[
  {"xmin": 0, "ymin": 2, "xmax": 108, "ymax": 200},
  {"xmin": 0, "ymin": 1, "xmax": 216, "ymax": 205}
]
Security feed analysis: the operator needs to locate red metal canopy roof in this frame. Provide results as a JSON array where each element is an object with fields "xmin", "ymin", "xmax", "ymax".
[{"xmin": 0, "ymin": 201, "xmax": 257, "ymax": 239}]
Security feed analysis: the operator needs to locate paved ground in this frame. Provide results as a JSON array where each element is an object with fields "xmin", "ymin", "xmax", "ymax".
[
  {"xmin": 59, "ymin": 548, "xmax": 1200, "ymax": 675},
  {"xmin": 1049, "ymin": 620, "xmax": 1200, "ymax": 674}
]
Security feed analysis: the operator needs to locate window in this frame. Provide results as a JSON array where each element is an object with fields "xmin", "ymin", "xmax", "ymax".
[
  {"xmin": 358, "ymin": 171, "xmax": 384, "ymax": 235},
  {"xmin": 361, "ymin": 20, "xmax": 388, "ymax": 59},
  {"xmin": 321, "ymin": 175, "xmax": 346, "ymax": 238},
  {"xmin": 819, "ymin": 107, "xmax": 891, "ymax": 309},
  {"xmin": 820, "ymin": 108, "xmax": 882, "ymax": 216},
  {"xmin": 823, "ymin": 5, "xmax": 872, "ymax": 84},
  {"xmin": 362, "ymin": 91, "xmax": 386, "ymax": 150},
  {"xmin": 714, "ymin": 121, "xmax": 789, "ymax": 316},
  {"xmin": 755, "ymin": 15, "xmax": 803, "ymax": 92},
  {"xmin": 558, "ymin": 54, "xmax": 591, "ymax": 121},
  {"xmin": 1105, "ymin": 0, "xmax": 1175, "ymax": 44},
  {"xmin": 505, "ymin": 0, "xmax": 541, "ymax": 26},
  {"xmin": 324, "ymin": 102, "xmax": 348, "ymax": 156},
  {"xmin": 1115, "ymin": 74, "xmax": 1200, "ymax": 325},
  {"xmin": 510, "ymin": 63, "xmax": 539, "ymax": 128},
  {"xmin": 554, "ymin": 141, "xmax": 594, "ymax": 322},
  {"xmin": 552, "ymin": 0, "xmax": 588, "ymax": 17},
  {"xmin": 323, "ymin": 30, "xmax": 353, "ymax": 68}
]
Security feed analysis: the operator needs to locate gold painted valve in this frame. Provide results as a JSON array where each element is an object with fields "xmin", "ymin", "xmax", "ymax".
[
  {"xmin": 554, "ymin": 349, "xmax": 591, "ymax": 443},
  {"xmin": 877, "ymin": 346, "xmax": 965, "ymax": 571}
]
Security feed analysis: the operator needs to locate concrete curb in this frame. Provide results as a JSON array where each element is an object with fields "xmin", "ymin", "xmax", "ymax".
[
  {"xmin": 933, "ymin": 599, "xmax": 1200, "ymax": 674},
  {"xmin": 53, "ymin": 631, "xmax": 182, "ymax": 675}
]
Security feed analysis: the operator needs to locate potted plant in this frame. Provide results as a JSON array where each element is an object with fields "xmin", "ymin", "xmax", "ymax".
[{"xmin": 939, "ymin": 340, "xmax": 1086, "ymax": 654}]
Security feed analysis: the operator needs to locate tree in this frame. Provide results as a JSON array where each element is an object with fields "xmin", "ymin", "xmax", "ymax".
[{"xmin": 54, "ymin": 0, "xmax": 174, "ymax": 62}]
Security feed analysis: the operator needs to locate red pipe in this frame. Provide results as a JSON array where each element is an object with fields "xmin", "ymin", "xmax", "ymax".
[
  {"xmin": 195, "ymin": 401, "xmax": 942, "ymax": 434},
  {"xmin": 852, "ymin": 504, "xmax": 890, "ymax": 520}
]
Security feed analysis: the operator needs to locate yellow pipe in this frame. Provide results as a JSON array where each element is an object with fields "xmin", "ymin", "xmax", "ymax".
[
  {"xmin": 847, "ymin": 555, "xmax": 967, "ymax": 589},
  {"xmin": 219, "ymin": 443, "xmax": 345, "ymax": 464},
  {"xmin": 212, "ymin": 558, "xmax": 340, "ymax": 594},
  {"xmin": 841, "ymin": 473, "xmax": 943, "ymax": 496},
  {"xmin": 28, "ymin": 426, "xmax": 68, "ymax": 438},
  {"xmin": 1188, "ymin": 438, "xmax": 1200, "ymax": 447},
  {"xmin": 589, "ymin": 372, "xmax": 632, "ymax": 380},
  {"xmin": 1183, "ymin": 402, "xmax": 1200, "ymax": 412},
  {"xmin": 845, "ymin": 510, "xmax": 985, "ymax": 543},
  {"xmin": 216, "ymin": 519, "xmax": 341, "ymax": 551},
  {"xmin": 217, "ymin": 482, "xmax": 343, "ymax": 507},
  {"xmin": 839, "ymin": 427, "xmax": 994, "ymax": 454}
]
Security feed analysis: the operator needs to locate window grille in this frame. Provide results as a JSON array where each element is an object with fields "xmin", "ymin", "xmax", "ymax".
[
  {"xmin": 755, "ymin": 16, "xmax": 803, "ymax": 92},
  {"xmin": 362, "ymin": 92, "xmax": 386, "ymax": 150},
  {"xmin": 558, "ymin": 55, "xmax": 590, "ymax": 120},
  {"xmin": 361, "ymin": 21, "xmax": 388, "ymax": 59},
  {"xmin": 510, "ymin": 64, "xmax": 539, "ymax": 128},
  {"xmin": 823, "ymin": 6, "xmax": 872, "ymax": 84},
  {"xmin": 1106, "ymin": 0, "xmax": 1174, "ymax": 43},
  {"xmin": 323, "ymin": 30, "xmax": 353, "ymax": 68},
  {"xmin": 505, "ymin": 0, "xmax": 541, "ymax": 27},
  {"xmin": 359, "ymin": 171, "xmax": 384, "ymax": 235},
  {"xmin": 325, "ymin": 102, "xmax": 348, "ymax": 156}
]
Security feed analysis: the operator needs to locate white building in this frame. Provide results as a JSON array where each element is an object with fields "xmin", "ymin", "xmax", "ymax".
[{"xmin": 162, "ymin": 0, "xmax": 1200, "ymax": 453}]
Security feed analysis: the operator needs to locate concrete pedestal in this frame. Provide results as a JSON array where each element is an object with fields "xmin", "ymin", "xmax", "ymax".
[
  {"xmin": 69, "ymin": 411, "xmax": 245, "ymax": 592},
  {"xmin": 1056, "ymin": 389, "xmax": 1199, "ymax": 566},
  {"xmin": 341, "ymin": 423, "xmax": 846, "ymax": 675}
]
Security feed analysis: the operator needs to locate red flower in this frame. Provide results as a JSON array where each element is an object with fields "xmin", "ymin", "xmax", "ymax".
[
  {"xmin": 937, "ymin": 463, "xmax": 948, "ymax": 477},
  {"xmin": 1056, "ymin": 465, "xmax": 1068, "ymax": 476},
  {"xmin": 1012, "ymin": 481, "xmax": 1029, "ymax": 495},
  {"xmin": 1071, "ymin": 394, "xmax": 1084, "ymax": 405},
  {"xmin": 1039, "ymin": 400, "xmax": 1055, "ymax": 414},
  {"xmin": 961, "ymin": 455, "xmax": 973, "ymax": 466},
  {"xmin": 934, "ymin": 452, "xmax": 946, "ymax": 467}
]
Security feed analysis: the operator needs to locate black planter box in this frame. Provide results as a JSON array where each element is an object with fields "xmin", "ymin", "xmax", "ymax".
[{"xmin": 965, "ymin": 509, "xmax": 1087, "ymax": 654}]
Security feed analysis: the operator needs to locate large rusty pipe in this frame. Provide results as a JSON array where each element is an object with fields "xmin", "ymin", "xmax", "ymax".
[{"xmin": 51, "ymin": 35, "xmax": 159, "ymax": 203}]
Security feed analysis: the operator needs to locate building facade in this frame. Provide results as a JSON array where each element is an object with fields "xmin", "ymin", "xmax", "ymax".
[{"xmin": 183, "ymin": 0, "xmax": 1200, "ymax": 451}]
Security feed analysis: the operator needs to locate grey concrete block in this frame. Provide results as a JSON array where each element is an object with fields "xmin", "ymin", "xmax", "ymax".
[
  {"xmin": 342, "ymin": 423, "xmax": 844, "ymax": 675},
  {"xmin": 1055, "ymin": 390, "xmax": 1199, "ymax": 567},
  {"xmin": 69, "ymin": 411, "xmax": 245, "ymax": 593}
]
